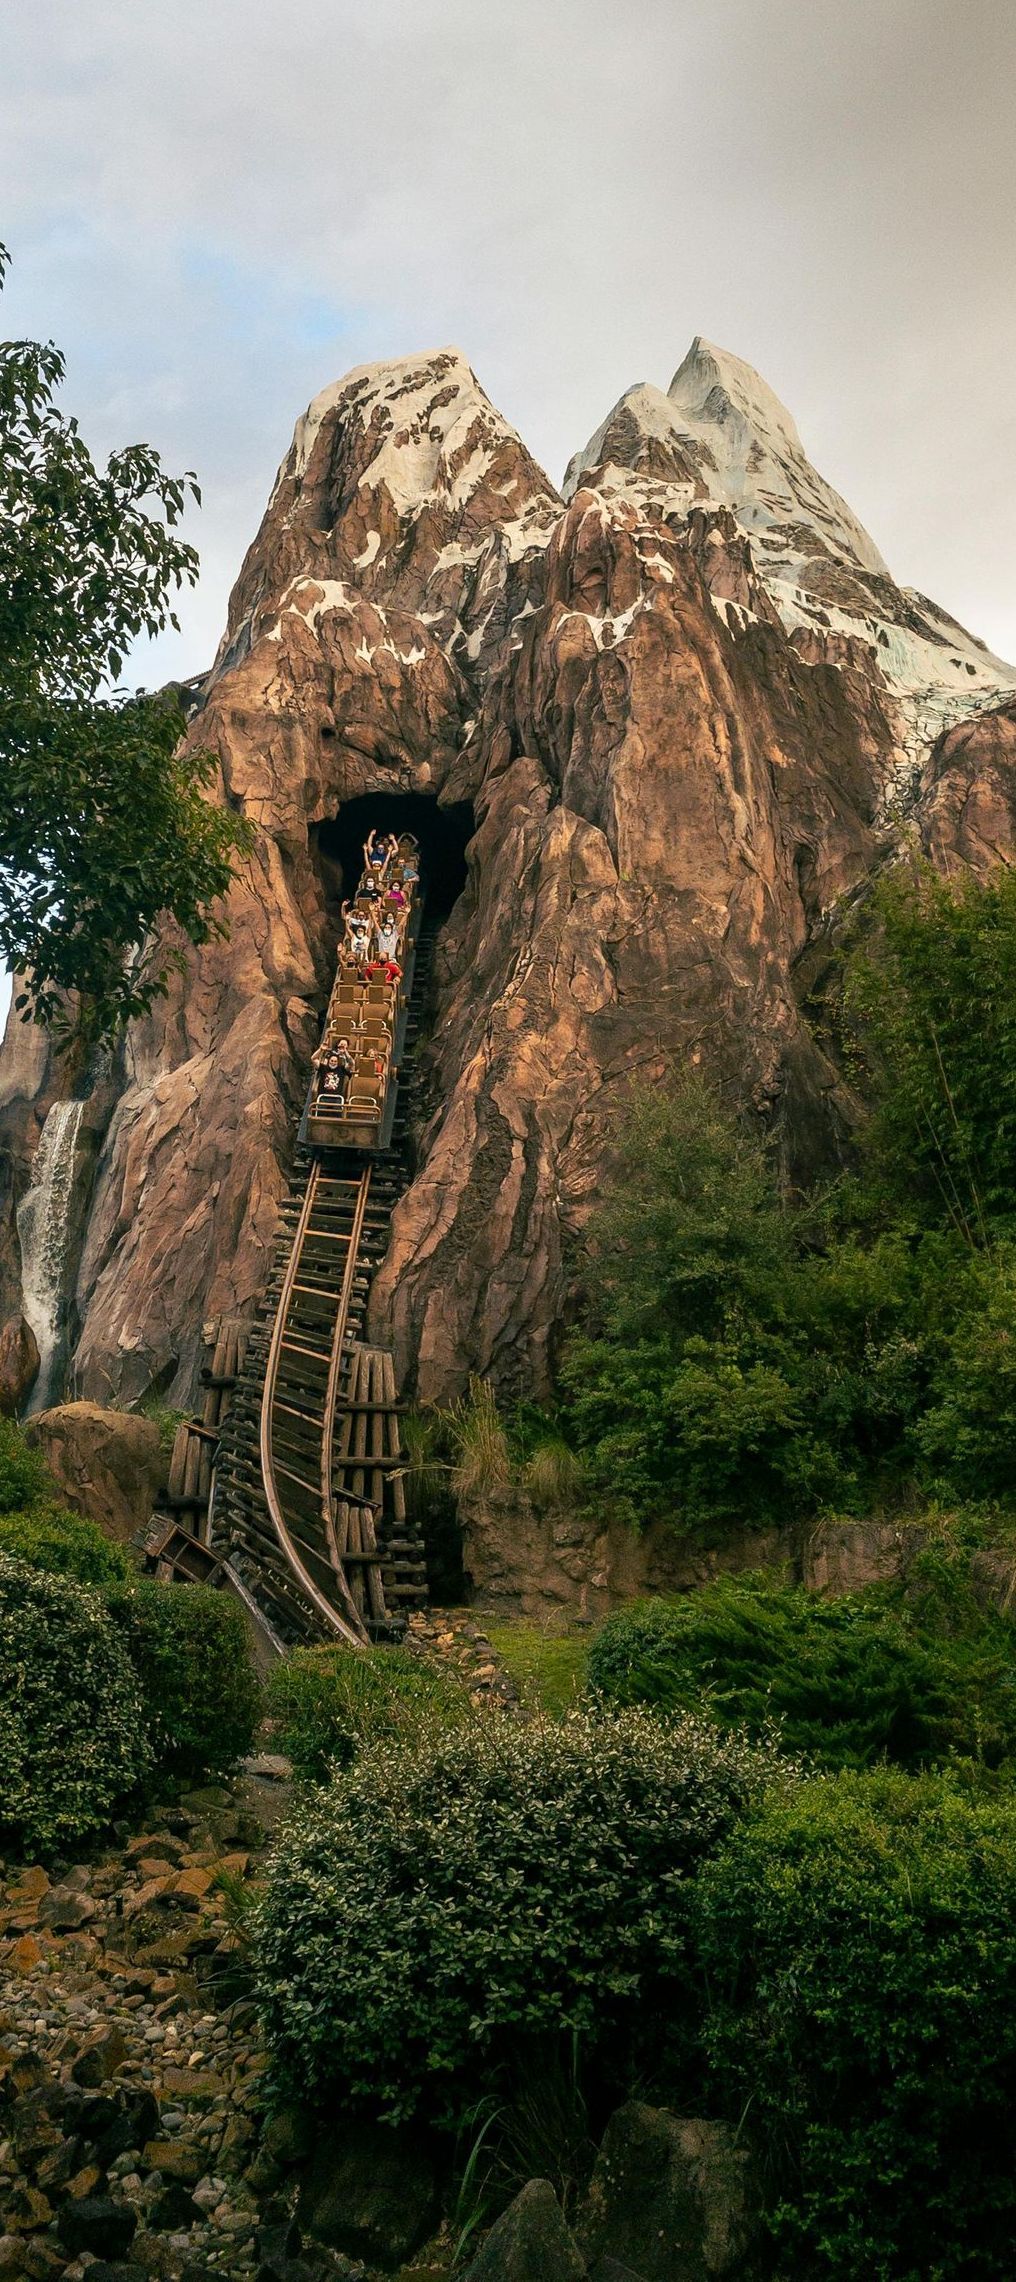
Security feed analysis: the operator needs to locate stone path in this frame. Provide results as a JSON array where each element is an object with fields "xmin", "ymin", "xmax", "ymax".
[{"xmin": 405, "ymin": 1608, "xmax": 517, "ymax": 1707}]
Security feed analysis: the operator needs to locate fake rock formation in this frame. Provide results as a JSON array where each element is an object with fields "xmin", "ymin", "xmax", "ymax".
[{"xmin": 1, "ymin": 341, "xmax": 1014, "ymax": 1409}]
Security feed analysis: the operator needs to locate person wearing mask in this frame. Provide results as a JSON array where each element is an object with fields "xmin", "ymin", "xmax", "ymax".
[
  {"xmin": 315, "ymin": 1033, "xmax": 356, "ymax": 1108},
  {"xmin": 375, "ymin": 915, "xmax": 402, "ymax": 961}
]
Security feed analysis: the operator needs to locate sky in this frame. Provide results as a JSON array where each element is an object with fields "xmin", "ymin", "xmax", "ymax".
[{"xmin": 1, "ymin": 0, "xmax": 1015, "ymax": 1019}]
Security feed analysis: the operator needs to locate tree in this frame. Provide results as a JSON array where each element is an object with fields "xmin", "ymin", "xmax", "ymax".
[
  {"xmin": 558, "ymin": 1079, "xmax": 852, "ymax": 1531},
  {"xmin": 843, "ymin": 855, "xmax": 1016, "ymax": 1242},
  {"xmin": 0, "ymin": 245, "xmax": 250, "ymax": 1043}
]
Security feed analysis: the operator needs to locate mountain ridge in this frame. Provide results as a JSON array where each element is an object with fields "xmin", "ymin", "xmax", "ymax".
[{"xmin": 1, "ymin": 337, "xmax": 1014, "ymax": 1415}]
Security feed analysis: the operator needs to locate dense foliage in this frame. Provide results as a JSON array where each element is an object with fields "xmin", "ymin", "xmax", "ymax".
[
  {"xmin": 265, "ymin": 1641, "xmax": 466, "ymax": 1785},
  {"xmin": 558, "ymin": 864, "xmax": 1016, "ymax": 1533},
  {"xmin": 0, "ymin": 1414, "xmax": 46, "ymax": 1512},
  {"xmin": 0, "ymin": 1552, "xmax": 150, "ymax": 1856},
  {"xmin": 0, "ymin": 1421, "xmax": 133, "ymax": 1586},
  {"xmin": 587, "ymin": 1572, "xmax": 1016, "ymax": 1770},
  {"xmin": 108, "ymin": 1580, "xmax": 260, "ymax": 1782},
  {"xmin": 0, "ymin": 244, "xmax": 249, "ymax": 1041},
  {"xmin": 695, "ymin": 1772, "xmax": 1016, "ymax": 2280},
  {"xmin": 253, "ymin": 1709, "xmax": 790, "ymax": 2126},
  {"xmin": 844, "ymin": 857, "xmax": 1016, "ymax": 1238},
  {"xmin": 0, "ymin": 1502, "xmax": 133, "ymax": 1588}
]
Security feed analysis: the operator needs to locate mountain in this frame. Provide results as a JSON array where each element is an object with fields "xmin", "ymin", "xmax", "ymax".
[
  {"xmin": 566, "ymin": 338, "xmax": 1015, "ymax": 777},
  {"xmin": 2, "ymin": 340, "xmax": 1014, "ymax": 1411}
]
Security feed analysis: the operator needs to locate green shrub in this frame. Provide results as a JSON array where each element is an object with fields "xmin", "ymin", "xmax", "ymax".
[
  {"xmin": 558, "ymin": 1081, "xmax": 929, "ymax": 1533},
  {"xmin": 138, "ymin": 1398, "xmax": 186, "ymax": 1458},
  {"xmin": 0, "ymin": 1417, "xmax": 46, "ymax": 1513},
  {"xmin": 555, "ymin": 940, "xmax": 1016, "ymax": 1533},
  {"xmin": 264, "ymin": 1642, "xmax": 466, "ymax": 1785},
  {"xmin": 587, "ymin": 1576, "xmax": 1016, "ymax": 1771},
  {"xmin": 913, "ymin": 1245, "xmax": 1016, "ymax": 1498},
  {"xmin": 108, "ymin": 1579, "xmax": 260, "ymax": 1782},
  {"xmin": 0, "ymin": 1504, "xmax": 133, "ymax": 1588},
  {"xmin": 0, "ymin": 1552, "xmax": 151, "ymax": 1858},
  {"xmin": 694, "ymin": 1772, "xmax": 1016, "ymax": 2279},
  {"xmin": 253, "ymin": 1707, "xmax": 791, "ymax": 2126}
]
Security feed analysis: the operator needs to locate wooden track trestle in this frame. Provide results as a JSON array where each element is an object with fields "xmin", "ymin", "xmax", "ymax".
[{"xmin": 259, "ymin": 1162, "xmax": 380, "ymax": 1644}]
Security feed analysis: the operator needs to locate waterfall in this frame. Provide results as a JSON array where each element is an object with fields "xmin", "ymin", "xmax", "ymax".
[{"xmin": 17, "ymin": 1098, "xmax": 86, "ymax": 1417}]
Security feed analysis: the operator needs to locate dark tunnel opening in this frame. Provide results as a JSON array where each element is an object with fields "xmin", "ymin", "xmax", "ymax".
[{"xmin": 312, "ymin": 792, "xmax": 474, "ymax": 924}]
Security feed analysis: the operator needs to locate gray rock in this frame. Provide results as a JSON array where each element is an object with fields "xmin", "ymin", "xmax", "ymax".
[
  {"xmin": 298, "ymin": 2119, "xmax": 439, "ymax": 2269},
  {"xmin": 465, "ymin": 2178, "xmax": 586, "ymax": 2282},
  {"xmin": 576, "ymin": 2106, "xmax": 756, "ymax": 2282},
  {"xmin": 39, "ymin": 1885, "xmax": 96, "ymax": 1931},
  {"xmin": 57, "ymin": 2194, "xmax": 139, "ymax": 2259}
]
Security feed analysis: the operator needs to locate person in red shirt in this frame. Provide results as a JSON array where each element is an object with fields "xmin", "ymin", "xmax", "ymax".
[{"xmin": 365, "ymin": 956, "xmax": 402, "ymax": 985}]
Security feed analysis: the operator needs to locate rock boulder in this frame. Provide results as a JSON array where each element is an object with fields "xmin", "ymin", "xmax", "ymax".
[
  {"xmin": 298, "ymin": 2118, "xmax": 440, "ymax": 2269},
  {"xmin": 23, "ymin": 1401, "xmax": 167, "ymax": 1543},
  {"xmin": 0, "ymin": 1314, "xmax": 39, "ymax": 1417},
  {"xmin": 465, "ymin": 2179, "xmax": 587, "ymax": 2282},
  {"xmin": 576, "ymin": 2105, "xmax": 756, "ymax": 2282}
]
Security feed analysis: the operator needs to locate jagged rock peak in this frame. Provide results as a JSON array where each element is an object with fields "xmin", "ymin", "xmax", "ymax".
[
  {"xmin": 273, "ymin": 344, "xmax": 559, "ymax": 522},
  {"xmin": 566, "ymin": 334, "xmax": 888, "ymax": 579},
  {"xmin": 214, "ymin": 345, "xmax": 561, "ymax": 680},
  {"xmin": 666, "ymin": 335, "xmax": 889, "ymax": 576},
  {"xmin": 668, "ymin": 335, "xmax": 808, "ymax": 458},
  {"xmin": 564, "ymin": 335, "xmax": 1015, "ymax": 759}
]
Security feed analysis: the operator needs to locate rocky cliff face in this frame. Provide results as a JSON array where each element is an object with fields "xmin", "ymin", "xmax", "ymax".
[{"xmin": 2, "ymin": 341, "xmax": 1014, "ymax": 1408}]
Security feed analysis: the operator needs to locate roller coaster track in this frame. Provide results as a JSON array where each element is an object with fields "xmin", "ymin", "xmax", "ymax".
[
  {"xmin": 259, "ymin": 1164, "xmax": 373, "ymax": 1644},
  {"xmin": 206, "ymin": 919, "xmax": 437, "ymax": 1648}
]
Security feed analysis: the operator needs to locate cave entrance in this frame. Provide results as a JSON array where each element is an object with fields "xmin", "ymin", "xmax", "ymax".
[{"xmin": 313, "ymin": 791, "xmax": 473, "ymax": 926}]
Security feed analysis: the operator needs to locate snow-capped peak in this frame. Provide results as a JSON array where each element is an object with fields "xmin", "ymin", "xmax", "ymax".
[
  {"xmin": 563, "ymin": 337, "xmax": 1016, "ymax": 770},
  {"xmin": 666, "ymin": 335, "xmax": 889, "ymax": 579},
  {"xmin": 668, "ymin": 336, "xmax": 806, "ymax": 460},
  {"xmin": 566, "ymin": 335, "xmax": 888, "ymax": 581}
]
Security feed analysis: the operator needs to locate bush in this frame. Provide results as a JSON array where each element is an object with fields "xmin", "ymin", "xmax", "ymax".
[
  {"xmin": 253, "ymin": 1708, "xmax": 791, "ymax": 2127},
  {"xmin": 913, "ymin": 1244, "xmax": 1016, "ymax": 1498},
  {"xmin": 0, "ymin": 1503, "xmax": 133, "ymax": 1588},
  {"xmin": 0, "ymin": 1416, "xmax": 46, "ymax": 1513},
  {"xmin": 0, "ymin": 1552, "xmax": 150, "ymax": 1857},
  {"xmin": 557, "ymin": 1081, "xmax": 930, "ymax": 1533},
  {"xmin": 108, "ymin": 1580, "xmax": 260, "ymax": 1782},
  {"xmin": 587, "ymin": 1576, "xmax": 1016, "ymax": 1771},
  {"xmin": 264, "ymin": 1642, "xmax": 466, "ymax": 1785},
  {"xmin": 695, "ymin": 1772, "xmax": 1016, "ymax": 2279}
]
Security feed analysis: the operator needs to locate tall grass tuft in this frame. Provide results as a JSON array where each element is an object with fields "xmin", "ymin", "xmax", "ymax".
[
  {"xmin": 525, "ymin": 1437, "xmax": 586, "ymax": 1512},
  {"xmin": 443, "ymin": 1377, "xmax": 512, "ymax": 1501},
  {"xmin": 401, "ymin": 1406, "xmax": 447, "ymax": 1520}
]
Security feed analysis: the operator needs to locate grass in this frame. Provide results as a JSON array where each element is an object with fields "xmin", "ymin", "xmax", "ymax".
[
  {"xmin": 443, "ymin": 1378, "xmax": 513, "ymax": 1502},
  {"xmin": 486, "ymin": 1623, "xmax": 589, "ymax": 1716}
]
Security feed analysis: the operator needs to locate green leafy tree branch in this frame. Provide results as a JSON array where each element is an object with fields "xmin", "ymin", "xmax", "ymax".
[{"xmin": 0, "ymin": 243, "xmax": 251, "ymax": 1043}]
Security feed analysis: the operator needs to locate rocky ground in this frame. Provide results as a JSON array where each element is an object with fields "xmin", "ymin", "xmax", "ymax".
[
  {"xmin": 402, "ymin": 1608, "xmax": 517, "ymax": 1708},
  {"xmin": 0, "ymin": 1613, "xmax": 517, "ymax": 2282},
  {"xmin": 0, "ymin": 1767, "xmax": 278, "ymax": 2281},
  {"xmin": 1, "ymin": 1613, "xmax": 749, "ymax": 2281}
]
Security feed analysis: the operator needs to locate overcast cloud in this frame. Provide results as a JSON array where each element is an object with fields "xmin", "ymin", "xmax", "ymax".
[{"xmin": 1, "ymin": 1, "xmax": 1014, "ymax": 676}]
